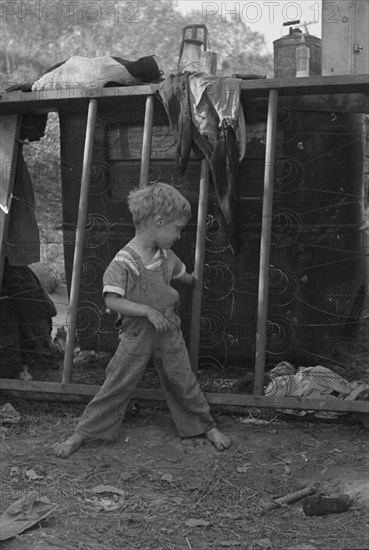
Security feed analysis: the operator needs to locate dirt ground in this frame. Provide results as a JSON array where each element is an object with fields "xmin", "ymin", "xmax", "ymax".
[{"xmin": 0, "ymin": 397, "xmax": 368, "ymax": 550}]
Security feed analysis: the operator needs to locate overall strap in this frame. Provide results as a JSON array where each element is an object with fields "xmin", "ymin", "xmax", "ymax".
[
  {"xmin": 160, "ymin": 250, "xmax": 171, "ymax": 285},
  {"xmin": 123, "ymin": 245, "xmax": 147, "ymax": 291}
]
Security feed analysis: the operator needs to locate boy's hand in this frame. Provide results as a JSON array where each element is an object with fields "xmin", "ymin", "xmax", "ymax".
[
  {"xmin": 146, "ymin": 308, "xmax": 170, "ymax": 333},
  {"xmin": 178, "ymin": 271, "xmax": 195, "ymax": 285}
]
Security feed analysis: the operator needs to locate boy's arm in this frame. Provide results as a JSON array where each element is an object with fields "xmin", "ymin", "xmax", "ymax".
[
  {"xmin": 105, "ymin": 292, "xmax": 170, "ymax": 333},
  {"xmin": 105, "ymin": 292, "xmax": 150, "ymax": 317},
  {"xmin": 169, "ymin": 250, "xmax": 194, "ymax": 285},
  {"xmin": 176, "ymin": 271, "xmax": 195, "ymax": 285}
]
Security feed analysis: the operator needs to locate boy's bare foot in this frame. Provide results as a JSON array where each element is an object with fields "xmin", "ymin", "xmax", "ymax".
[
  {"xmin": 205, "ymin": 427, "xmax": 232, "ymax": 451},
  {"xmin": 54, "ymin": 433, "xmax": 85, "ymax": 458}
]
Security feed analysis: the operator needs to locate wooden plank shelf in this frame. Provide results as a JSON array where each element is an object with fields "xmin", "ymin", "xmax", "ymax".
[
  {"xmin": 0, "ymin": 74, "xmax": 368, "ymax": 115},
  {"xmin": 240, "ymin": 73, "xmax": 369, "ymax": 97},
  {"xmin": 0, "ymin": 84, "xmax": 157, "ymax": 114}
]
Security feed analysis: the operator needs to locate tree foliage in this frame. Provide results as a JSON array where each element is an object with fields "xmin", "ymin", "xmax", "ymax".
[{"xmin": 0, "ymin": 0, "xmax": 272, "ymax": 85}]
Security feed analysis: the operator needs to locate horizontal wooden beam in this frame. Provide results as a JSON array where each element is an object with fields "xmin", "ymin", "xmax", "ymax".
[
  {"xmin": 268, "ymin": 93, "xmax": 369, "ymax": 114},
  {"xmin": 0, "ymin": 84, "xmax": 157, "ymax": 114},
  {"xmin": 0, "ymin": 75, "xmax": 368, "ymax": 115},
  {"xmin": 1, "ymin": 379, "xmax": 368, "ymax": 414},
  {"xmin": 240, "ymin": 73, "xmax": 369, "ymax": 98}
]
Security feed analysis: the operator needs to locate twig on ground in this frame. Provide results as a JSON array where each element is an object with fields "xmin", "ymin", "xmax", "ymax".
[
  {"xmin": 190, "ymin": 478, "xmax": 221, "ymax": 511},
  {"xmin": 1, "ymin": 441, "xmax": 23, "ymax": 456}
]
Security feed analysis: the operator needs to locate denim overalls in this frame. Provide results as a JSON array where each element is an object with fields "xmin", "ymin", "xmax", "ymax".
[{"xmin": 75, "ymin": 246, "xmax": 215, "ymax": 440}]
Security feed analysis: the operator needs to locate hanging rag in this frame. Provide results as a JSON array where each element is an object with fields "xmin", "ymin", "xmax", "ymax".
[
  {"xmin": 4, "ymin": 114, "xmax": 47, "ymax": 266},
  {"xmin": 159, "ymin": 73, "xmax": 245, "ymax": 254},
  {"xmin": 188, "ymin": 73, "xmax": 246, "ymax": 160}
]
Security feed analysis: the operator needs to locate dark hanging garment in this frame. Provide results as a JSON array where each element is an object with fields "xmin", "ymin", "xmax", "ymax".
[
  {"xmin": 5, "ymin": 114, "xmax": 47, "ymax": 266},
  {"xmin": 6, "ymin": 152, "xmax": 40, "ymax": 266},
  {"xmin": 210, "ymin": 123, "xmax": 241, "ymax": 254},
  {"xmin": 158, "ymin": 72, "xmax": 194, "ymax": 175}
]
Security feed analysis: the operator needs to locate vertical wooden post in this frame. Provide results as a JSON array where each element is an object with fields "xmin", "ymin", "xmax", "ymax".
[
  {"xmin": 62, "ymin": 99, "xmax": 98, "ymax": 383},
  {"xmin": 139, "ymin": 95, "xmax": 154, "ymax": 188},
  {"xmin": 322, "ymin": 0, "xmax": 369, "ymax": 76},
  {"xmin": 188, "ymin": 55, "xmax": 217, "ymax": 373},
  {"xmin": 253, "ymin": 89, "xmax": 279, "ymax": 395},
  {"xmin": 0, "ymin": 115, "xmax": 21, "ymax": 289},
  {"xmin": 189, "ymin": 160, "xmax": 210, "ymax": 373}
]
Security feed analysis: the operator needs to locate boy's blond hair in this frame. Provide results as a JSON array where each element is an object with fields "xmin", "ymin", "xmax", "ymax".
[{"xmin": 128, "ymin": 182, "xmax": 191, "ymax": 228}]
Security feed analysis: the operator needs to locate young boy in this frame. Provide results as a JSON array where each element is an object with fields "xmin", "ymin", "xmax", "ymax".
[{"xmin": 54, "ymin": 182, "xmax": 231, "ymax": 457}]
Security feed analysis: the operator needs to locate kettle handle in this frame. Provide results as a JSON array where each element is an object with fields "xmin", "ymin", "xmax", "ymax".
[{"xmin": 179, "ymin": 24, "xmax": 208, "ymax": 63}]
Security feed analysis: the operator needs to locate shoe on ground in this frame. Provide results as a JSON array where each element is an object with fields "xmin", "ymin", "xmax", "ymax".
[{"xmin": 303, "ymin": 493, "xmax": 351, "ymax": 516}]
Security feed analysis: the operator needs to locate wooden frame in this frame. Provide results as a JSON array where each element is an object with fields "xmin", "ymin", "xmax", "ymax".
[{"xmin": 1, "ymin": 74, "xmax": 369, "ymax": 415}]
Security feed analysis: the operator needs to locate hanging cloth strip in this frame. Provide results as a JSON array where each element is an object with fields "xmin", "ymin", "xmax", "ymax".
[{"xmin": 158, "ymin": 73, "xmax": 245, "ymax": 254}]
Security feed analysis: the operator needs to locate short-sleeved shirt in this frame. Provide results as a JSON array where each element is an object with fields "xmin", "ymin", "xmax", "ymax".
[{"xmin": 103, "ymin": 246, "xmax": 186, "ymax": 298}]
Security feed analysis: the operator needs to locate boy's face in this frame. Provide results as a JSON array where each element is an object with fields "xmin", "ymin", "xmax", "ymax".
[{"xmin": 155, "ymin": 215, "xmax": 188, "ymax": 249}]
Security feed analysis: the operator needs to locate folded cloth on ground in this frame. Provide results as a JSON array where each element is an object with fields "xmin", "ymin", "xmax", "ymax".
[
  {"xmin": 265, "ymin": 364, "xmax": 369, "ymax": 401},
  {"xmin": 0, "ymin": 492, "xmax": 58, "ymax": 541},
  {"xmin": 264, "ymin": 363, "xmax": 369, "ymax": 418}
]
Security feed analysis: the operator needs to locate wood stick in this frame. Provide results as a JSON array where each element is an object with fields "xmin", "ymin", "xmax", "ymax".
[
  {"xmin": 0, "ymin": 114, "xmax": 21, "ymax": 288},
  {"xmin": 189, "ymin": 55, "xmax": 217, "ymax": 373},
  {"xmin": 139, "ymin": 94, "xmax": 154, "ymax": 188},
  {"xmin": 264, "ymin": 486, "xmax": 316, "ymax": 510},
  {"xmin": 253, "ymin": 89, "xmax": 279, "ymax": 395},
  {"xmin": 1, "ymin": 380, "xmax": 369, "ymax": 414},
  {"xmin": 189, "ymin": 160, "xmax": 209, "ymax": 373},
  {"xmin": 62, "ymin": 98, "xmax": 98, "ymax": 384}
]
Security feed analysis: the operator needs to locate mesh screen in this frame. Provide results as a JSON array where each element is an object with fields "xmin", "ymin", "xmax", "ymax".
[{"xmin": 45, "ymin": 101, "xmax": 369, "ymax": 388}]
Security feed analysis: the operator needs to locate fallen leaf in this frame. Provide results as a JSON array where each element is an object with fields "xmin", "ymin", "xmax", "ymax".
[
  {"xmin": 0, "ymin": 403, "xmax": 21, "ymax": 423},
  {"xmin": 117, "ymin": 512, "xmax": 141, "ymax": 525},
  {"xmin": 259, "ymin": 495, "xmax": 277, "ymax": 510},
  {"xmin": 26, "ymin": 469, "xmax": 44, "ymax": 480},
  {"xmin": 147, "ymin": 444, "xmax": 182, "ymax": 462},
  {"xmin": 19, "ymin": 367, "xmax": 33, "ymax": 381},
  {"xmin": 10, "ymin": 466, "xmax": 20, "ymax": 477},
  {"xmin": 161, "ymin": 527, "xmax": 175, "ymax": 534},
  {"xmin": 150, "ymin": 498, "xmax": 167, "ymax": 506},
  {"xmin": 185, "ymin": 518, "xmax": 211, "ymax": 527},
  {"xmin": 87, "ymin": 485, "xmax": 125, "ymax": 497},
  {"xmin": 85, "ymin": 495, "xmax": 124, "ymax": 512},
  {"xmin": 222, "ymin": 511, "xmax": 243, "ymax": 520},
  {"xmin": 98, "ymin": 497, "xmax": 123, "ymax": 511},
  {"xmin": 237, "ymin": 463, "xmax": 250, "ymax": 473},
  {"xmin": 119, "ymin": 472, "xmax": 132, "ymax": 481},
  {"xmin": 287, "ymin": 544, "xmax": 318, "ymax": 550},
  {"xmin": 161, "ymin": 473, "xmax": 173, "ymax": 483},
  {"xmin": 256, "ymin": 538, "xmax": 272, "ymax": 549},
  {"xmin": 284, "ymin": 464, "xmax": 291, "ymax": 475}
]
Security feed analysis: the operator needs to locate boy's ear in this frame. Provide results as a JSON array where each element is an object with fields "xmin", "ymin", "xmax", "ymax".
[{"xmin": 153, "ymin": 214, "xmax": 164, "ymax": 226}]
